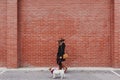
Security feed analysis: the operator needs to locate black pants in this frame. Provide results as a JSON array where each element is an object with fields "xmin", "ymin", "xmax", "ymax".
[{"xmin": 57, "ymin": 59, "xmax": 62, "ymax": 69}]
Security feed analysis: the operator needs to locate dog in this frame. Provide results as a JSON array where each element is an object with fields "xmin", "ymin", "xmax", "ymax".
[{"xmin": 49, "ymin": 67, "xmax": 65, "ymax": 80}]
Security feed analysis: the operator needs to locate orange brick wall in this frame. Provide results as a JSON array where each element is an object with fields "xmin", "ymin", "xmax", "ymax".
[
  {"xmin": 0, "ymin": 0, "xmax": 7, "ymax": 67},
  {"xmin": 6, "ymin": 0, "xmax": 18, "ymax": 68},
  {"xmin": 18, "ymin": 0, "xmax": 111, "ymax": 67},
  {"xmin": 0, "ymin": 0, "xmax": 120, "ymax": 68},
  {"xmin": 114, "ymin": 0, "xmax": 120, "ymax": 67}
]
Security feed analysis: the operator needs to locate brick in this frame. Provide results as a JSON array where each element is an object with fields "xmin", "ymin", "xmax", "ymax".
[{"xmin": 115, "ymin": 0, "xmax": 120, "ymax": 4}]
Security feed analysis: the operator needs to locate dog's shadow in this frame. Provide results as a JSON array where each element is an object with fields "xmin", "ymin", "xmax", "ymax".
[
  {"xmin": 48, "ymin": 73, "xmax": 68, "ymax": 80},
  {"xmin": 49, "ymin": 77, "xmax": 67, "ymax": 80}
]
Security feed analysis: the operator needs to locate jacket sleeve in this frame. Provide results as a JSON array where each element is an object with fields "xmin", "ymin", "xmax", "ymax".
[{"xmin": 62, "ymin": 43, "xmax": 66, "ymax": 55}]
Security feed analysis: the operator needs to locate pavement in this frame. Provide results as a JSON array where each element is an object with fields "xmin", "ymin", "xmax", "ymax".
[{"xmin": 0, "ymin": 67, "xmax": 120, "ymax": 80}]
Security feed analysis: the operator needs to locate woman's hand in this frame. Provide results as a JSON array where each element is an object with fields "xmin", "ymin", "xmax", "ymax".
[{"xmin": 60, "ymin": 56, "xmax": 62, "ymax": 59}]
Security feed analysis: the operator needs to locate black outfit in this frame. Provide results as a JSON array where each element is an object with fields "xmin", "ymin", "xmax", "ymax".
[{"xmin": 57, "ymin": 43, "xmax": 66, "ymax": 69}]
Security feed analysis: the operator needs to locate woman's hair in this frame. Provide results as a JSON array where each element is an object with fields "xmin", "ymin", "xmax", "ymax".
[{"xmin": 60, "ymin": 38, "xmax": 65, "ymax": 42}]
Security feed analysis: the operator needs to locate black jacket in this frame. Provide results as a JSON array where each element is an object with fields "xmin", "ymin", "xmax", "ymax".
[{"xmin": 57, "ymin": 43, "xmax": 66, "ymax": 60}]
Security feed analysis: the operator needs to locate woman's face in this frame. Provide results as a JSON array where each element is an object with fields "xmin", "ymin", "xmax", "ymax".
[
  {"xmin": 58, "ymin": 41, "xmax": 61, "ymax": 45},
  {"xmin": 60, "ymin": 41, "xmax": 64, "ymax": 45}
]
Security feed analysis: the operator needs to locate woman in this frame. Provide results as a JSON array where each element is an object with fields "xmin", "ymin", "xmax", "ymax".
[{"xmin": 56, "ymin": 38, "xmax": 67, "ymax": 71}]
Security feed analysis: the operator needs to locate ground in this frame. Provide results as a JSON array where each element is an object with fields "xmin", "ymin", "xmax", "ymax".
[{"xmin": 0, "ymin": 68, "xmax": 120, "ymax": 80}]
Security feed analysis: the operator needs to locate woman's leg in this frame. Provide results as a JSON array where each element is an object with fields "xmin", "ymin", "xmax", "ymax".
[
  {"xmin": 59, "ymin": 62, "xmax": 62, "ymax": 69},
  {"xmin": 62, "ymin": 62, "xmax": 67, "ymax": 72},
  {"xmin": 57, "ymin": 59, "xmax": 62, "ymax": 70}
]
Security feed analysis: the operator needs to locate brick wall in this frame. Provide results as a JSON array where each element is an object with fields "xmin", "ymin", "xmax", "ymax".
[
  {"xmin": 6, "ymin": 0, "xmax": 18, "ymax": 68},
  {"xmin": 0, "ymin": 0, "xmax": 7, "ymax": 67},
  {"xmin": 18, "ymin": 0, "xmax": 111, "ymax": 67},
  {"xmin": 0, "ymin": 0, "xmax": 120, "ymax": 68},
  {"xmin": 114, "ymin": 0, "xmax": 120, "ymax": 67}
]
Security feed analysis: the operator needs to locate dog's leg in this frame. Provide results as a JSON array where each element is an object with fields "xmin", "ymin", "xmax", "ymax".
[
  {"xmin": 60, "ymin": 76, "xmax": 63, "ymax": 80},
  {"xmin": 60, "ymin": 74, "xmax": 64, "ymax": 80},
  {"xmin": 63, "ymin": 73, "xmax": 65, "ymax": 78},
  {"xmin": 53, "ymin": 74, "xmax": 55, "ymax": 79}
]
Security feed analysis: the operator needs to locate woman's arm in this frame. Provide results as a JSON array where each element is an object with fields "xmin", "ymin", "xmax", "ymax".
[{"xmin": 62, "ymin": 43, "xmax": 65, "ymax": 54}]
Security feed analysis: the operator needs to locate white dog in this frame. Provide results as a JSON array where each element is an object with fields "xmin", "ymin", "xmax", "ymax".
[{"xmin": 49, "ymin": 67, "xmax": 65, "ymax": 79}]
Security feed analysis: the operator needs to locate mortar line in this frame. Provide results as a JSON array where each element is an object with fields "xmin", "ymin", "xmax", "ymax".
[{"xmin": 111, "ymin": 70, "xmax": 120, "ymax": 78}]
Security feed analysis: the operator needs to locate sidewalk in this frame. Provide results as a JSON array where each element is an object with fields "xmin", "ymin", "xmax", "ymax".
[{"xmin": 0, "ymin": 67, "xmax": 120, "ymax": 80}]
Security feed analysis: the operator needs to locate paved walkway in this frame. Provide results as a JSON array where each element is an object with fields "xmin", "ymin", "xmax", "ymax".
[{"xmin": 0, "ymin": 68, "xmax": 120, "ymax": 80}]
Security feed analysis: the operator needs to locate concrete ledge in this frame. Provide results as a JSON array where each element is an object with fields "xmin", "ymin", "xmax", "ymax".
[
  {"xmin": 0, "ymin": 67, "xmax": 120, "ymax": 71},
  {"xmin": 0, "ymin": 67, "xmax": 7, "ymax": 71}
]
